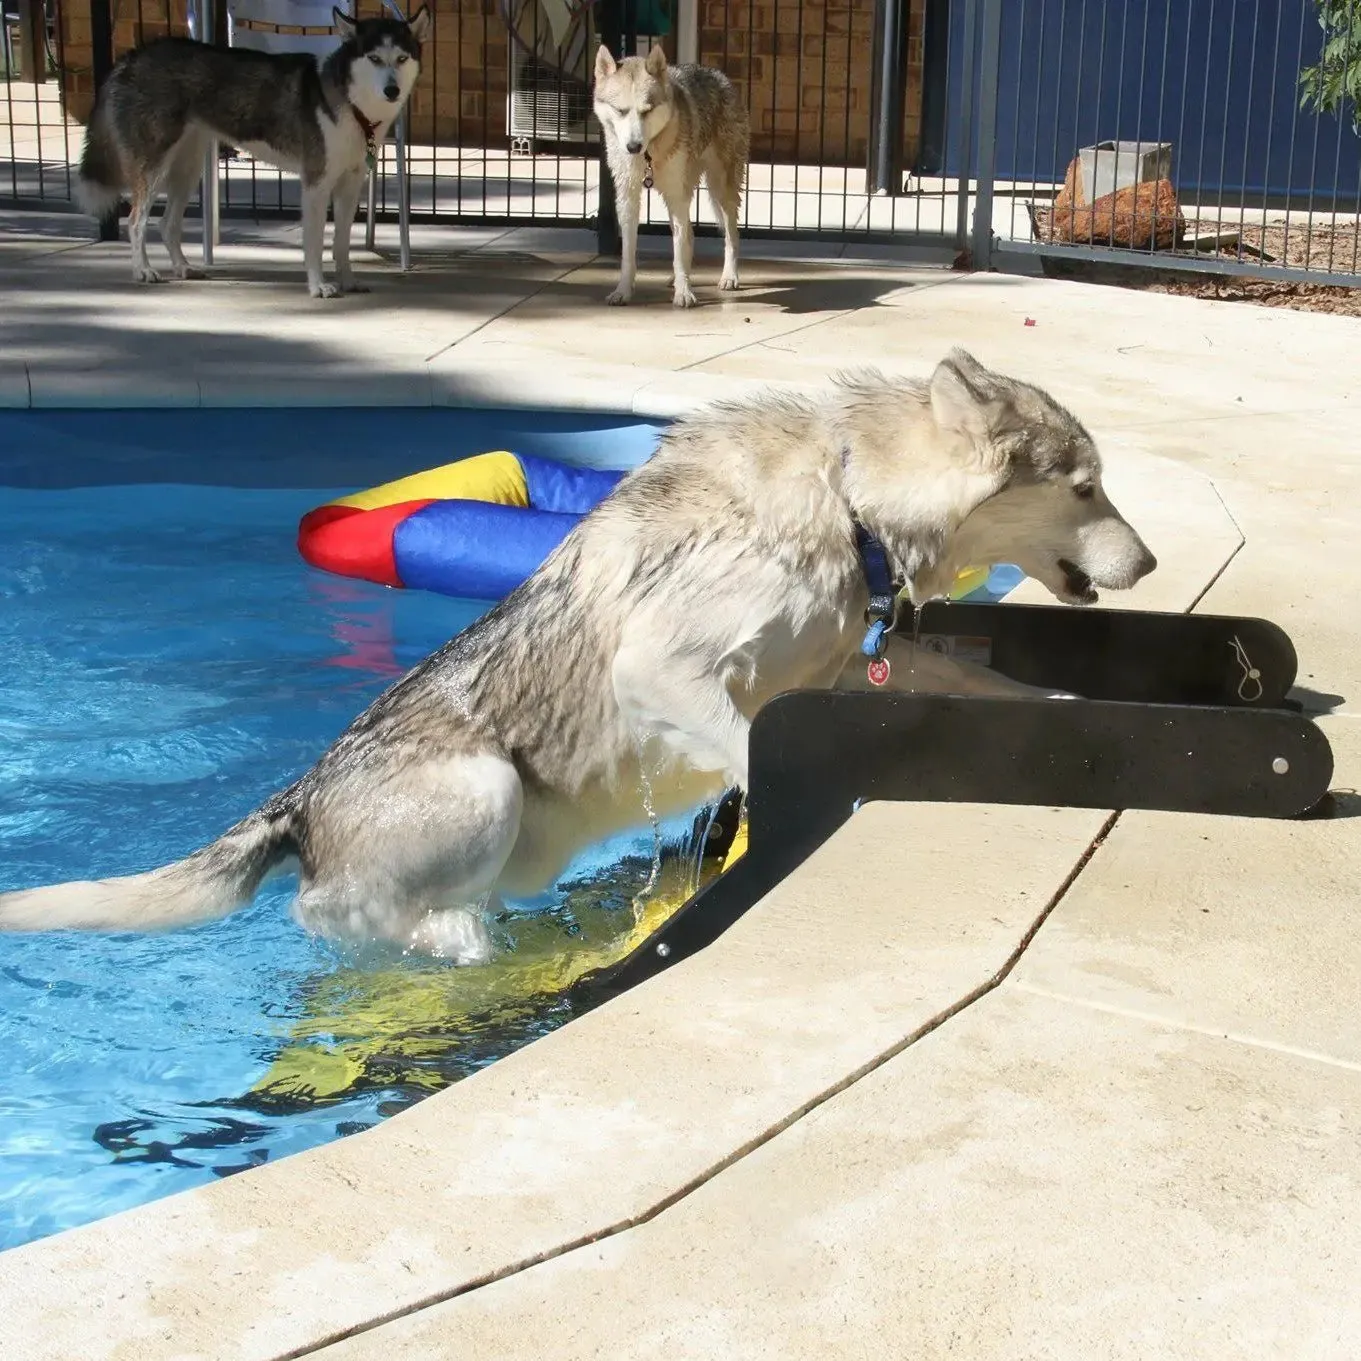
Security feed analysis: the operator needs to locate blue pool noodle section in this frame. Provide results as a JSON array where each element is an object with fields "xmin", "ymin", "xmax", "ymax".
[
  {"xmin": 396, "ymin": 501, "xmax": 585, "ymax": 600},
  {"xmin": 393, "ymin": 457, "xmax": 629, "ymax": 600},
  {"xmin": 517, "ymin": 455, "xmax": 627, "ymax": 514}
]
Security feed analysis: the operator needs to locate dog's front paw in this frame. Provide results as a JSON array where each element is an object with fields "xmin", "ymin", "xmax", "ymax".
[
  {"xmin": 133, "ymin": 267, "xmax": 164, "ymax": 284},
  {"xmin": 310, "ymin": 281, "xmax": 342, "ymax": 299},
  {"xmin": 338, "ymin": 279, "xmax": 371, "ymax": 294},
  {"xmin": 672, "ymin": 285, "xmax": 698, "ymax": 309},
  {"xmin": 719, "ymin": 272, "xmax": 739, "ymax": 292},
  {"xmin": 605, "ymin": 286, "xmax": 632, "ymax": 306},
  {"xmin": 175, "ymin": 265, "xmax": 208, "ymax": 281}
]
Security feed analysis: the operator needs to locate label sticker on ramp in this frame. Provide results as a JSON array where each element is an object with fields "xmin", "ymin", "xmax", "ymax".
[{"xmin": 916, "ymin": 634, "xmax": 993, "ymax": 667}]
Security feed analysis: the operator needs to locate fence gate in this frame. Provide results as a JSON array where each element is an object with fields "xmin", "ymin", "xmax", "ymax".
[
  {"xmin": 974, "ymin": 0, "xmax": 1361, "ymax": 288},
  {"xmin": 2, "ymin": 0, "xmax": 983, "ymax": 262}
]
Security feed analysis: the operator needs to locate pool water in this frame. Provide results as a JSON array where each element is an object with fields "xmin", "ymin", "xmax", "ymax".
[{"xmin": 0, "ymin": 407, "xmax": 685, "ymax": 1251}]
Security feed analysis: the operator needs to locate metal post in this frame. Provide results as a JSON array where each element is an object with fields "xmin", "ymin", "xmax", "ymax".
[
  {"xmin": 17, "ymin": 0, "xmax": 45, "ymax": 83},
  {"xmin": 951, "ymin": 0, "xmax": 978, "ymax": 253},
  {"xmin": 199, "ymin": 0, "xmax": 219, "ymax": 265},
  {"xmin": 969, "ymin": 0, "xmax": 1002, "ymax": 270},
  {"xmin": 365, "ymin": 164, "xmax": 377, "ymax": 252},
  {"xmin": 89, "ymin": 0, "xmax": 119, "ymax": 241},
  {"xmin": 395, "ymin": 108, "xmax": 411, "ymax": 272},
  {"xmin": 867, "ymin": 0, "xmax": 906, "ymax": 195}
]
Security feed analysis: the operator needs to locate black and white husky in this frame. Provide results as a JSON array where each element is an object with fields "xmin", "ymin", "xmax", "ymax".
[
  {"xmin": 75, "ymin": 7, "xmax": 430, "ymax": 297},
  {"xmin": 0, "ymin": 354, "xmax": 1156, "ymax": 963}
]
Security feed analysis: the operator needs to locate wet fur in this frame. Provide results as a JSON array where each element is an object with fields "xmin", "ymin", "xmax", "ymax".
[
  {"xmin": 593, "ymin": 44, "xmax": 749, "ymax": 307},
  {"xmin": 76, "ymin": 7, "xmax": 429, "ymax": 296},
  {"xmin": 0, "ymin": 352, "xmax": 1156, "ymax": 963}
]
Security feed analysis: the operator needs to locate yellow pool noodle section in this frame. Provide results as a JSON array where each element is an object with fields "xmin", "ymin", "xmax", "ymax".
[{"xmin": 328, "ymin": 451, "xmax": 531, "ymax": 512}]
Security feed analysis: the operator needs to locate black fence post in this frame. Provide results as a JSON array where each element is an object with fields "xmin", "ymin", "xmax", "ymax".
[
  {"xmin": 594, "ymin": 0, "xmax": 637, "ymax": 257},
  {"xmin": 89, "ymin": 0, "xmax": 119, "ymax": 240},
  {"xmin": 867, "ymin": 0, "xmax": 907, "ymax": 195},
  {"xmin": 915, "ymin": 0, "xmax": 949, "ymax": 176}
]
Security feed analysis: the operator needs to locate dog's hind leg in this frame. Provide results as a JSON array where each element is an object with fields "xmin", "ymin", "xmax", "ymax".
[
  {"xmin": 159, "ymin": 129, "xmax": 210, "ymax": 280},
  {"xmin": 703, "ymin": 153, "xmax": 743, "ymax": 292},
  {"xmin": 292, "ymin": 752, "xmax": 524, "ymax": 963},
  {"xmin": 127, "ymin": 168, "xmax": 163, "ymax": 284}
]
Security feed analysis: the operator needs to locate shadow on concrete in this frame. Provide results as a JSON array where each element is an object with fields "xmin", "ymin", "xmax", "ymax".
[{"xmin": 1289, "ymin": 684, "xmax": 1346, "ymax": 715}]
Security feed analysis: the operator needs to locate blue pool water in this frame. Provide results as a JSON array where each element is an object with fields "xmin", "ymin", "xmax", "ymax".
[{"xmin": 0, "ymin": 408, "xmax": 673, "ymax": 1251}]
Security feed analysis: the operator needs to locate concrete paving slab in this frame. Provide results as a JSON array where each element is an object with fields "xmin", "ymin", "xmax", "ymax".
[
  {"xmin": 443, "ymin": 258, "xmax": 945, "ymax": 375},
  {"xmin": 1130, "ymin": 412, "xmax": 1361, "ymax": 714},
  {"xmin": 689, "ymin": 272, "xmax": 1361, "ymax": 423},
  {"xmin": 0, "ymin": 802, "xmax": 1112, "ymax": 1361},
  {"xmin": 315, "ymin": 984, "xmax": 1361, "ymax": 1361},
  {"xmin": 0, "ymin": 236, "xmax": 590, "ymax": 396},
  {"xmin": 1012, "ymin": 715, "xmax": 1361, "ymax": 1066}
]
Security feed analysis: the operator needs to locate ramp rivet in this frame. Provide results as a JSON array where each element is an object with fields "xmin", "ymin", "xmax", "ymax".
[
  {"xmin": 1271, "ymin": 757, "xmax": 1290, "ymax": 775},
  {"xmin": 656, "ymin": 942, "xmax": 671, "ymax": 958}
]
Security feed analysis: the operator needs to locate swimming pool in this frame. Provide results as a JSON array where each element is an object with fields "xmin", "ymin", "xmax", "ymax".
[{"xmin": 0, "ymin": 407, "xmax": 690, "ymax": 1251}]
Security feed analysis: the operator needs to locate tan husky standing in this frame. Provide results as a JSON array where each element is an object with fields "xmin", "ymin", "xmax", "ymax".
[{"xmin": 593, "ymin": 44, "xmax": 750, "ymax": 308}]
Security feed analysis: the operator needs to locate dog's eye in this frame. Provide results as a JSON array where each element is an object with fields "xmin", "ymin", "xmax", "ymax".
[
  {"xmin": 639, "ymin": 104, "xmax": 652, "ymax": 114},
  {"xmin": 367, "ymin": 53, "xmax": 383, "ymax": 64},
  {"xmin": 396, "ymin": 54, "xmax": 408, "ymax": 64},
  {"xmin": 1073, "ymin": 482, "xmax": 1095, "ymax": 500}
]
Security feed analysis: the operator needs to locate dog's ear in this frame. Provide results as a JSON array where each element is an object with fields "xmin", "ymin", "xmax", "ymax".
[
  {"xmin": 644, "ymin": 43, "xmax": 668, "ymax": 77},
  {"xmin": 594, "ymin": 44, "xmax": 618, "ymax": 82},
  {"xmin": 929, "ymin": 351, "xmax": 1006, "ymax": 442},
  {"xmin": 407, "ymin": 5, "xmax": 430, "ymax": 43},
  {"xmin": 332, "ymin": 6, "xmax": 356, "ymax": 38}
]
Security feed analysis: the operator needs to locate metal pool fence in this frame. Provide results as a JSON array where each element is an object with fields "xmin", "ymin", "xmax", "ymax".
[{"xmin": 4, "ymin": 0, "xmax": 1361, "ymax": 284}]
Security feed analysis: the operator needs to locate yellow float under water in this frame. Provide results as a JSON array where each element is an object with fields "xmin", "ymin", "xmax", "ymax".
[{"xmin": 248, "ymin": 820, "xmax": 752, "ymax": 1108}]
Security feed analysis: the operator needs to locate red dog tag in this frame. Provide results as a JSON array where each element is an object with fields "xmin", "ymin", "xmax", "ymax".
[{"xmin": 867, "ymin": 658, "xmax": 890, "ymax": 687}]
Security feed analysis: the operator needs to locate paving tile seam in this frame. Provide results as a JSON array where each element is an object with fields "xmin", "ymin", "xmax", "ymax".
[
  {"xmin": 421, "ymin": 259, "xmax": 587, "ymax": 363},
  {"xmin": 1010, "ymin": 982, "xmax": 1361, "ymax": 1073},
  {"xmin": 673, "ymin": 272, "xmax": 965, "ymax": 374},
  {"xmin": 281, "ymin": 811, "xmax": 1123, "ymax": 1360},
  {"xmin": 1184, "ymin": 478, "xmax": 1247, "ymax": 613}
]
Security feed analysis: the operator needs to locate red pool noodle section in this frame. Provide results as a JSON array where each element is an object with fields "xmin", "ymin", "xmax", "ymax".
[{"xmin": 298, "ymin": 499, "xmax": 436, "ymax": 589}]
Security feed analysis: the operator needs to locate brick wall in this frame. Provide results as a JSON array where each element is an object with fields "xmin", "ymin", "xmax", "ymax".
[
  {"xmin": 59, "ymin": 0, "xmax": 190, "ymax": 123},
  {"xmin": 56, "ymin": 0, "xmax": 513, "ymax": 145},
  {"xmin": 699, "ymin": 0, "xmax": 925, "ymax": 168},
  {"xmin": 55, "ymin": 0, "xmax": 926, "ymax": 168}
]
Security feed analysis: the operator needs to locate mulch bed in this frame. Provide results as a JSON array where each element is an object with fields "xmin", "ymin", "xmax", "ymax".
[{"xmin": 1027, "ymin": 208, "xmax": 1361, "ymax": 317}]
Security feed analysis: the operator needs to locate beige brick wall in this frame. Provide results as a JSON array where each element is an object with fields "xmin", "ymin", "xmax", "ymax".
[
  {"xmin": 56, "ymin": 0, "xmax": 926, "ymax": 167},
  {"xmin": 699, "ymin": 0, "xmax": 925, "ymax": 167}
]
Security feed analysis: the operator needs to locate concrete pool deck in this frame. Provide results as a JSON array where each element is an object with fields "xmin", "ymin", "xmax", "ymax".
[{"xmin": 0, "ymin": 212, "xmax": 1358, "ymax": 1361}]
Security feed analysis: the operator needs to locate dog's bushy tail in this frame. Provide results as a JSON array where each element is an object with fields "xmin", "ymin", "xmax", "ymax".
[
  {"xmin": 74, "ymin": 87, "xmax": 125, "ymax": 219},
  {"xmin": 0, "ymin": 792, "xmax": 299, "ymax": 934}
]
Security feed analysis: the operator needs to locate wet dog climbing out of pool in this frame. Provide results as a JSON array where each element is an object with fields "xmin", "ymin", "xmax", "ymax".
[{"xmin": 0, "ymin": 350, "xmax": 1157, "ymax": 963}]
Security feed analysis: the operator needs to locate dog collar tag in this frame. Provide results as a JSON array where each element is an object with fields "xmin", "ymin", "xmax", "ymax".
[
  {"xmin": 867, "ymin": 657, "xmax": 890, "ymax": 687},
  {"xmin": 643, "ymin": 153, "xmax": 654, "ymax": 190}
]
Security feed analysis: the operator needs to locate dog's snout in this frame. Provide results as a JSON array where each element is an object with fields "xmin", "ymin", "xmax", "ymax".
[
  {"xmin": 625, "ymin": 139, "xmax": 643, "ymax": 155},
  {"xmin": 1134, "ymin": 543, "xmax": 1158, "ymax": 580},
  {"xmin": 384, "ymin": 83, "xmax": 401, "ymax": 101}
]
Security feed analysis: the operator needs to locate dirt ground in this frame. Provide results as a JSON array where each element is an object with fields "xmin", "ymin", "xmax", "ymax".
[{"xmin": 1030, "ymin": 211, "xmax": 1361, "ymax": 317}]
